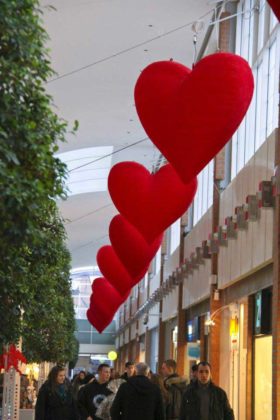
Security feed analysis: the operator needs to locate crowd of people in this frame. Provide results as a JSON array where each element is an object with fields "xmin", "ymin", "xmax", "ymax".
[{"xmin": 34, "ymin": 359, "xmax": 234, "ymax": 420}]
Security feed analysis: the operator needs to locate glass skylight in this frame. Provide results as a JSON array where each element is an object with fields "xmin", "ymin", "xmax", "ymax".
[{"xmin": 56, "ymin": 146, "xmax": 113, "ymax": 196}]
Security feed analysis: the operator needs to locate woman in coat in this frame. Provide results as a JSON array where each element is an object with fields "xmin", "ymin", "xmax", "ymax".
[{"xmin": 35, "ymin": 365, "xmax": 79, "ymax": 420}]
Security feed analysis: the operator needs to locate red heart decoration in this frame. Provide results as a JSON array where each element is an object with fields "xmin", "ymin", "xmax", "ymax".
[
  {"xmin": 87, "ymin": 307, "xmax": 114, "ymax": 334},
  {"xmin": 268, "ymin": 0, "xmax": 280, "ymax": 21},
  {"xmin": 87, "ymin": 278, "xmax": 127, "ymax": 333},
  {"xmin": 109, "ymin": 215, "xmax": 163, "ymax": 278},
  {"xmin": 135, "ymin": 53, "xmax": 254, "ymax": 183},
  {"xmin": 97, "ymin": 246, "xmax": 146, "ymax": 292},
  {"xmin": 108, "ymin": 162, "xmax": 197, "ymax": 243}
]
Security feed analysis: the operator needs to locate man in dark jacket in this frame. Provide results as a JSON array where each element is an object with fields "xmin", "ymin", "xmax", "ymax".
[
  {"xmin": 110, "ymin": 362, "xmax": 165, "ymax": 420},
  {"xmin": 162, "ymin": 359, "xmax": 187, "ymax": 420},
  {"xmin": 78, "ymin": 363, "xmax": 112, "ymax": 420},
  {"xmin": 120, "ymin": 361, "xmax": 135, "ymax": 381},
  {"xmin": 179, "ymin": 361, "xmax": 234, "ymax": 420}
]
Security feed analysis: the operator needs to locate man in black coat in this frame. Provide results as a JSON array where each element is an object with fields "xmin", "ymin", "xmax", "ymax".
[
  {"xmin": 179, "ymin": 361, "xmax": 234, "ymax": 420},
  {"xmin": 110, "ymin": 362, "xmax": 165, "ymax": 420},
  {"xmin": 162, "ymin": 359, "xmax": 187, "ymax": 420},
  {"xmin": 78, "ymin": 363, "xmax": 112, "ymax": 420}
]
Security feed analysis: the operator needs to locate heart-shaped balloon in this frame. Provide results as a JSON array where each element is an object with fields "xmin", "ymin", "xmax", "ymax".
[
  {"xmin": 108, "ymin": 162, "xmax": 197, "ymax": 243},
  {"xmin": 135, "ymin": 53, "xmax": 254, "ymax": 183},
  {"xmin": 109, "ymin": 215, "xmax": 163, "ymax": 278},
  {"xmin": 87, "ymin": 307, "xmax": 114, "ymax": 334},
  {"xmin": 97, "ymin": 245, "xmax": 147, "ymax": 293},
  {"xmin": 90, "ymin": 278, "xmax": 131, "ymax": 304},
  {"xmin": 87, "ymin": 277, "xmax": 127, "ymax": 332},
  {"xmin": 268, "ymin": 0, "xmax": 280, "ymax": 21}
]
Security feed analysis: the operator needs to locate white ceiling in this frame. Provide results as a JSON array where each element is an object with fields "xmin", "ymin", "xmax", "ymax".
[{"xmin": 42, "ymin": 0, "xmax": 215, "ymax": 269}]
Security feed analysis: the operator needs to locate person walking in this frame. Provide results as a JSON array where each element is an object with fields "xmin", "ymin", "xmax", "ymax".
[
  {"xmin": 150, "ymin": 373, "xmax": 169, "ymax": 419},
  {"xmin": 78, "ymin": 363, "xmax": 112, "ymax": 420},
  {"xmin": 179, "ymin": 361, "xmax": 234, "ymax": 420},
  {"xmin": 35, "ymin": 365, "xmax": 78, "ymax": 420},
  {"xmin": 120, "ymin": 361, "xmax": 135, "ymax": 381},
  {"xmin": 72, "ymin": 370, "xmax": 87, "ymax": 400},
  {"xmin": 95, "ymin": 378, "xmax": 125, "ymax": 420},
  {"xmin": 161, "ymin": 359, "xmax": 187, "ymax": 420},
  {"xmin": 110, "ymin": 362, "xmax": 165, "ymax": 420}
]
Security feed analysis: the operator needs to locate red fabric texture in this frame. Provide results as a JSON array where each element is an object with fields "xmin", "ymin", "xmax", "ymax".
[
  {"xmin": 135, "ymin": 53, "xmax": 254, "ymax": 183},
  {"xmin": 97, "ymin": 245, "xmax": 147, "ymax": 293},
  {"xmin": 268, "ymin": 0, "xmax": 280, "ymax": 21},
  {"xmin": 0, "ymin": 345, "xmax": 27, "ymax": 373},
  {"xmin": 109, "ymin": 215, "xmax": 163, "ymax": 278},
  {"xmin": 108, "ymin": 162, "xmax": 197, "ymax": 243},
  {"xmin": 87, "ymin": 278, "xmax": 128, "ymax": 333}
]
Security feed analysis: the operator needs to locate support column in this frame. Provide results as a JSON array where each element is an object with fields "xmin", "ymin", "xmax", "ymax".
[
  {"xmin": 208, "ymin": 10, "xmax": 231, "ymax": 386},
  {"xmin": 158, "ymin": 256, "xmax": 166, "ymax": 370},
  {"xmin": 177, "ymin": 223, "xmax": 187, "ymax": 376}
]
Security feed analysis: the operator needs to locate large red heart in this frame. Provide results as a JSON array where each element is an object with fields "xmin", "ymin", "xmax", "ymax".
[
  {"xmin": 109, "ymin": 215, "xmax": 163, "ymax": 278},
  {"xmin": 108, "ymin": 162, "xmax": 197, "ymax": 243},
  {"xmin": 87, "ymin": 277, "xmax": 127, "ymax": 333},
  {"xmin": 135, "ymin": 53, "xmax": 254, "ymax": 183},
  {"xmin": 268, "ymin": 0, "xmax": 280, "ymax": 21},
  {"xmin": 87, "ymin": 307, "xmax": 112, "ymax": 334},
  {"xmin": 97, "ymin": 246, "xmax": 147, "ymax": 292}
]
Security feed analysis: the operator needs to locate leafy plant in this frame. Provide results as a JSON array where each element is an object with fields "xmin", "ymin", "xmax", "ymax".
[{"xmin": 0, "ymin": 0, "xmax": 77, "ymax": 362}]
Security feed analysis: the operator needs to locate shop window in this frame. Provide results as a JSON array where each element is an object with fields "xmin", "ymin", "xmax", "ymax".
[
  {"xmin": 254, "ymin": 335, "xmax": 272, "ymax": 419},
  {"xmin": 254, "ymin": 288, "xmax": 272, "ymax": 335}
]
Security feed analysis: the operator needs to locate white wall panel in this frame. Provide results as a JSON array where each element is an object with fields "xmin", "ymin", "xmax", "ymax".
[
  {"xmin": 162, "ymin": 287, "xmax": 178, "ymax": 322},
  {"xmin": 218, "ymin": 132, "xmax": 276, "ymax": 288},
  {"xmin": 182, "ymin": 259, "xmax": 211, "ymax": 309}
]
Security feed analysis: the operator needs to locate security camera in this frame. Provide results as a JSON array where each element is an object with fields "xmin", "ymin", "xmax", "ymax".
[{"xmin": 143, "ymin": 313, "xmax": 149, "ymax": 325}]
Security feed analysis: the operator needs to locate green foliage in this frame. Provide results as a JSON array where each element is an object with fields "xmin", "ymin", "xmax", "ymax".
[{"xmin": 0, "ymin": 0, "xmax": 77, "ymax": 363}]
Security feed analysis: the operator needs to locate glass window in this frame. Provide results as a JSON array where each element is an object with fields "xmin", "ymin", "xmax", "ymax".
[
  {"xmin": 236, "ymin": 118, "xmax": 246, "ymax": 173},
  {"xmin": 155, "ymin": 246, "xmax": 162, "ymax": 275},
  {"xmin": 267, "ymin": 40, "xmax": 278, "ymax": 136},
  {"xmin": 270, "ymin": 8, "xmax": 278, "ymax": 32},
  {"xmin": 257, "ymin": 0, "xmax": 266, "ymax": 53},
  {"xmin": 170, "ymin": 219, "xmax": 181, "ymax": 254},
  {"xmin": 193, "ymin": 162, "xmax": 213, "ymax": 226},
  {"xmin": 235, "ymin": 2, "xmax": 243, "ymax": 56},
  {"xmin": 245, "ymin": 69, "xmax": 257, "ymax": 163}
]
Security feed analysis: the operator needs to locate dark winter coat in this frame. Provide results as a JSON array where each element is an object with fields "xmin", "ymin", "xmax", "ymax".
[
  {"xmin": 179, "ymin": 381, "xmax": 234, "ymax": 420},
  {"xmin": 78, "ymin": 380, "xmax": 113, "ymax": 419},
  {"xmin": 164, "ymin": 374, "xmax": 187, "ymax": 420},
  {"xmin": 35, "ymin": 381, "xmax": 78, "ymax": 420},
  {"xmin": 110, "ymin": 375, "xmax": 165, "ymax": 420}
]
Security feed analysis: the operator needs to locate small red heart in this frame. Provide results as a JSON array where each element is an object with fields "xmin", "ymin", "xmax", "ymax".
[
  {"xmin": 87, "ymin": 278, "xmax": 127, "ymax": 333},
  {"xmin": 135, "ymin": 53, "xmax": 254, "ymax": 183},
  {"xmin": 97, "ymin": 245, "xmax": 147, "ymax": 293},
  {"xmin": 109, "ymin": 215, "xmax": 163, "ymax": 278},
  {"xmin": 268, "ymin": 0, "xmax": 280, "ymax": 21},
  {"xmin": 108, "ymin": 162, "xmax": 197, "ymax": 243}
]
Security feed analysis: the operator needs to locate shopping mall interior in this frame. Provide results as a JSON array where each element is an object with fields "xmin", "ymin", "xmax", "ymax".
[{"xmin": 0, "ymin": 0, "xmax": 280, "ymax": 419}]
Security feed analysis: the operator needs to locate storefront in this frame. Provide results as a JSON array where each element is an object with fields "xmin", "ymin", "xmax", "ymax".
[
  {"xmin": 253, "ymin": 287, "xmax": 272, "ymax": 420},
  {"xmin": 219, "ymin": 266, "xmax": 273, "ymax": 420},
  {"xmin": 185, "ymin": 299, "xmax": 210, "ymax": 378}
]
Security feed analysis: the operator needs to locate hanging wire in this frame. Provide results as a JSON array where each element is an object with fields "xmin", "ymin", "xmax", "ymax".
[
  {"xmin": 65, "ymin": 203, "xmax": 113, "ymax": 224},
  {"xmin": 47, "ymin": 8, "xmax": 215, "ymax": 84},
  {"xmin": 68, "ymin": 136, "xmax": 149, "ymax": 173}
]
